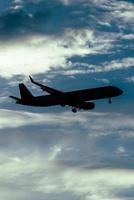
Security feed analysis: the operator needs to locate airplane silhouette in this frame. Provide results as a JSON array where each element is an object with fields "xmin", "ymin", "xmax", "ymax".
[{"xmin": 10, "ymin": 76, "xmax": 123, "ymax": 113}]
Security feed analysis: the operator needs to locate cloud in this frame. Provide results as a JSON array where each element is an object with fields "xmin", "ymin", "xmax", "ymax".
[
  {"xmin": 0, "ymin": 6, "xmax": 50, "ymax": 40},
  {"xmin": 0, "ymin": 147, "xmax": 134, "ymax": 200},
  {"xmin": 0, "ymin": 109, "xmax": 134, "ymax": 134},
  {"xmin": 0, "ymin": 96, "xmax": 10, "ymax": 104},
  {"xmin": 0, "ymin": 0, "xmax": 86, "ymax": 40},
  {"xmin": 0, "ymin": 1, "xmax": 133, "ymax": 199},
  {"xmin": 0, "ymin": 108, "xmax": 134, "ymax": 200},
  {"xmin": 1, "ymin": 43, "xmax": 133, "ymax": 79},
  {"xmin": 0, "ymin": 35, "xmax": 67, "ymax": 78},
  {"xmin": 0, "ymin": 0, "xmax": 133, "ymax": 80},
  {"xmin": 94, "ymin": 78, "xmax": 110, "ymax": 84},
  {"xmin": 120, "ymin": 33, "xmax": 134, "ymax": 40},
  {"xmin": 116, "ymin": 146, "xmax": 127, "ymax": 157},
  {"xmin": 60, "ymin": 0, "xmax": 72, "ymax": 5},
  {"xmin": 126, "ymin": 76, "xmax": 134, "ymax": 83},
  {"xmin": 0, "ymin": 109, "xmax": 88, "ymax": 129},
  {"xmin": 102, "ymin": 57, "xmax": 134, "ymax": 71},
  {"xmin": 62, "ymin": 168, "xmax": 134, "ymax": 200},
  {"xmin": 0, "ymin": 0, "xmax": 133, "ymax": 40},
  {"xmin": 0, "ymin": 29, "xmax": 116, "ymax": 79},
  {"xmin": 86, "ymin": 0, "xmax": 134, "ymax": 31},
  {"xmin": 1, "ymin": 108, "xmax": 134, "ymax": 171},
  {"xmin": 55, "ymin": 57, "xmax": 134, "ymax": 77}
]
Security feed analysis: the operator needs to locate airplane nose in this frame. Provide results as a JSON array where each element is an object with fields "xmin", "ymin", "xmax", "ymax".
[{"xmin": 118, "ymin": 88, "xmax": 123, "ymax": 95}]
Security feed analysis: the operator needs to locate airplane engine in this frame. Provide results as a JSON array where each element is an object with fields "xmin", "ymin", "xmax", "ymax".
[{"xmin": 80, "ymin": 102, "xmax": 95, "ymax": 110}]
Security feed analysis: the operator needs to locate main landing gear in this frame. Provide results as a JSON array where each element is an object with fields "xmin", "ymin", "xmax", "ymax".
[{"xmin": 72, "ymin": 108, "xmax": 77, "ymax": 113}]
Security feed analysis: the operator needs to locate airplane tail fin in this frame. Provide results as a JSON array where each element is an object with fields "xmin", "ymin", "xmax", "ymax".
[{"xmin": 19, "ymin": 83, "xmax": 34, "ymax": 99}]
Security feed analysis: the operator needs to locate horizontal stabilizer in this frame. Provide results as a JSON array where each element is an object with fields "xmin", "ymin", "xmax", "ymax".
[
  {"xmin": 19, "ymin": 83, "xmax": 33, "ymax": 99},
  {"xmin": 9, "ymin": 96, "xmax": 20, "ymax": 101}
]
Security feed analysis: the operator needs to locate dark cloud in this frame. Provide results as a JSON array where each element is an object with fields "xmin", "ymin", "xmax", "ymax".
[
  {"xmin": 0, "ymin": 0, "xmax": 133, "ymax": 42},
  {"xmin": 116, "ymin": 187, "xmax": 134, "ymax": 199},
  {"xmin": 0, "ymin": 0, "xmax": 116, "ymax": 40},
  {"xmin": 0, "ymin": 3, "xmax": 51, "ymax": 40},
  {"xmin": 0, "ymin": 1, "xmax": 61, "ymax": 40}
]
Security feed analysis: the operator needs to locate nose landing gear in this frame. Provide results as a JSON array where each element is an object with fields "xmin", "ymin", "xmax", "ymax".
[{"xmin": 108, "ymin": 98, "xmax": 112, "ymax": 104}]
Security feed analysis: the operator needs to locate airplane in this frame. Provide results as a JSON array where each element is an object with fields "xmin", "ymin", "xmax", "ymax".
[{"xmin": 10, "ymin": 76, "xmax": 123, "ymax": 113}]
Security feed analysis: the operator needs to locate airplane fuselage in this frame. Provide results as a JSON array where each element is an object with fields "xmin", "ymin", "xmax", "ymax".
[{"xmin": 18, "ymin": 86, "xmax": 123, "ymax": 107}]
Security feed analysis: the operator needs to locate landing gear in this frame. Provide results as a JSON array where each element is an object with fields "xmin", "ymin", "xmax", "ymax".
[
  {"xmin": 60, "ymin": 104, "xmax": 65, "ymax": 107},
  {"xmin": 72, "ymin": 108, "xmax": 77, "ymax": 113},
  {"xmin": 108, "ymin": 98, "xmax": 112, "ymax": 104}
]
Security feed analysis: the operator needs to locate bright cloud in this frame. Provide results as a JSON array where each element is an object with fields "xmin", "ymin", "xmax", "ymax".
[
  {"xmin": 0, "ymin": 109, "xmax": 134, "ymax": 135},
  {"xmin": 126, "ymin": 76, "xmax": 134, "ymax": 83},
  {"xmin": 0, "ymin": 30, "xmax": 133, "ymax": 79},
  {"xmin": 0, "ymin": 36, "xmax": 67, "ymax": 78},
  {"xmin": 58, "ymin": 57, "xmax": 134, "ymax": 77},
  {"xmin": 0, "ymin": 0, "xmax": 133, "ymax": 80},
  {"xmin": 0, "ymin": 29, "xmax": 114, "ymax": 79},
  {"xmin": 0, "ymin": 109, "xmax": 87, "ymax": 129},
  {"xmin": 102, "ymin": 57, "xmax": 134, "ymax": 71}
]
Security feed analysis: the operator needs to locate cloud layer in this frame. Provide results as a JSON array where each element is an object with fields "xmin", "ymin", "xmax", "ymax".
[
  {"xmin": 0, "ymin": 109, "xmax": 134, "ymax": 199},
  {"xmin": 0, "ymin": 0, "xmax": 133, "ymax": 79},
  {"xmin": 0, "ymin": 1, "xmax": 134, "ymax": 199},
  {"xmin": 0, "ymin": 94, "xmax": 132, "ymax": 198}
]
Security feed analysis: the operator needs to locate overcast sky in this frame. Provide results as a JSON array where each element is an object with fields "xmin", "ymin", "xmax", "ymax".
[{"xmin": 0, "ymin": 0, "xmax": 134, "ymax": 199}]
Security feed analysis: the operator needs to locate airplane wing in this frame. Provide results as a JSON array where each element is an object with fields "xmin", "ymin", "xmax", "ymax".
[
  {"xmin": 29, "ymin": 76, "xmax": 88, "ymax": 108},
  {"xmin": 29, "ymin": 76, "xmax": 95, "ymax": 111},
  {"xmin": 29, "ymin": 76, "xmax": 63, "ymax": 95}
]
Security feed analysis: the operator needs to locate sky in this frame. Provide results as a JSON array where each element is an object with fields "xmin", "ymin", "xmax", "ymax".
[{"xmin": 0, "ymin": 0, "xmax": 134, "ymax": 199}]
